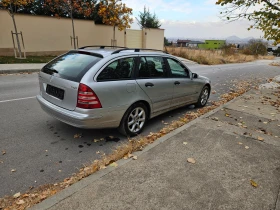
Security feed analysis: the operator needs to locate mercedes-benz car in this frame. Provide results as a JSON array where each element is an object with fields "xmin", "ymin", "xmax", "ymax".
[{"xmin": 37, "ymin": 46, "xmax": 211, "ymax": 136}]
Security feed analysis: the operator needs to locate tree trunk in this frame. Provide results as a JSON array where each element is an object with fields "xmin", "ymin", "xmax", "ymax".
[
  {"xmin": 113, "ymin": 25, "xmax": 116, "ymax": 46},
  {"xmin": 10, "ymin": 3, "xmax": 22, "ymax": 58},
  {"xmin": 70, "ymin": 2, "xmax": 76, "ymax": 49}
]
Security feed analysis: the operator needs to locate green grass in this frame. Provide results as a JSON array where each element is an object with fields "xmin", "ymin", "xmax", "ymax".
[{"xmin": 0, "ymin": 56, "xmax": 56, "ymax": 64}]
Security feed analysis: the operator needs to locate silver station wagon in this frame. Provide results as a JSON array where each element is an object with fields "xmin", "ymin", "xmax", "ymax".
[{"xmin": 37, "ymin": 46, "xmax": 211, "ymax": 136}]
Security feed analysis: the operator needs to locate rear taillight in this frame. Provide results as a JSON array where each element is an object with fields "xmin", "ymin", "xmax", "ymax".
[{"xmin": 77, "ymin": 83, "xmax": 102, "ymax": 109}]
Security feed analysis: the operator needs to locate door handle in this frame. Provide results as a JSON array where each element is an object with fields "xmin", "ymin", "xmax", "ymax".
[
  {"xmin": 145, "ymin": 82, "xmax": 154, "ymax": 87},
  {"xmin": 174, "ymin": 81, "xmax": 180, "ymax": 85}
]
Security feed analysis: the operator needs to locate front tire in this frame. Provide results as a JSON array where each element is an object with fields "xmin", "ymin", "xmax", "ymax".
[
  {"xmin": 118, "ymin": 102, "xmax": 148, "ymax": 137},
  {"xmin": 195, "ymin": 86, "xmax": 210, "ymax": 108}
]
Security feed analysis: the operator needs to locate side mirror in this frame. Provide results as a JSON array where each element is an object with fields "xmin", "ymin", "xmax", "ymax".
[{"xmin": 192, "ymin": 73, "xmax": 198, "ymax": 79}]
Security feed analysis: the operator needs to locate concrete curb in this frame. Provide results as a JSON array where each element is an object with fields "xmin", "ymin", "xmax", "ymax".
[
  {"xmin": 0, "ymin": 69, "xmax": 40, "ymax": 75},
  {"xmin": 30, "ymin": 92, "xmax": 244, "ymax": 210}
]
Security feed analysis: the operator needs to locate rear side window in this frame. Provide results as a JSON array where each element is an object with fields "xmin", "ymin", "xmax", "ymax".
[
  {"xmin": 97, "ymin": 57, "xmax": 136, "ymax": 82},
  {"xmin": 137, "ymin": 56, "xmax": 167, "ymax": 78},
  {"xmin": 42, "ymin": 52, "xmax": 101, "ymax": 82}
]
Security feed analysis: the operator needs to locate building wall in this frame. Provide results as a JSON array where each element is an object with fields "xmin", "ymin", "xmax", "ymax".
[
  {"xmin": 198, "ymin": 40, "xmax": 226, "ymax": 49},
  {"xmin": 143, "ymin": 28, "xmax": 164, "ymax": 50},
  {"xmin": 0, "ymin": 10, "xmax": 124, "ymax": 55},
  {"xmin": 0, "ymin": 10, "xmax": 165, "ymax": 56}
]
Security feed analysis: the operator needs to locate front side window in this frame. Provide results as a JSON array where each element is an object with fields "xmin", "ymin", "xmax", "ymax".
[
  {"xmin": 167, "ymin": 58, "xmax": 189, "ymax": 78},
  {"xmin": 97, "ymin": 57, "xmax": 136, "ymax": 81},
  {"xmin": 137, "ymin": 56, "xmax": 167, "ymax": 78}
]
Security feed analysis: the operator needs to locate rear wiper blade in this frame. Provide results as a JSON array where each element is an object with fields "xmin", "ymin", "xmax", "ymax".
[{"xmin": 44, "ymin": 67, "xmax": 58, "ymax": 74}]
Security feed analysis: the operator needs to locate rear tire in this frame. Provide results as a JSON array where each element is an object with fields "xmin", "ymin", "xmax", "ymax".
[
  {"xmin": 195, "ymin": 86, "xmax": 210, "ymax": 108},
  {"xmin": 118, "ymin": 102, "xmax": 148, "ymax": 137}
]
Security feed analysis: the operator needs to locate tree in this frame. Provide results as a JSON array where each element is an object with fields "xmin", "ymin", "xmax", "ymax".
[
  {"xmin": 98, "ymin": 0, "xmax": 133, "ymax": 46},
  {"xmin": 216, "ymin": 0, "xmax": 280, "ymax": 44},
  {"xmin": 242, "ymin": 39, "xmax": 268, "ymax": 55},
  {"xmin": 0, "ymin": 0, "xmax": 34, "ymax": 58},
  {"xmin": 44, "ymin": 0, "xmax": 96, "ymax": 49},
  {"xmin": 164, "ymin": 37, "xmax": 170, "ymax": 46},
  {"xmin": 137, "ymin": 6, "xmax": 161, "ymax": 29}
]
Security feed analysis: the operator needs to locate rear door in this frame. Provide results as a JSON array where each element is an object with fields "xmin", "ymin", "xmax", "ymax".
[
  {"xmin": 38, "ymin": 51, "xmax": 101, "ymax": 110},
  {"xmin": 166, "ymin": 58, "xmax": 199, "ymax": 107},
  {"xmin": 135, "ymin": 56, "xmax": 173, "ymax": 114}
]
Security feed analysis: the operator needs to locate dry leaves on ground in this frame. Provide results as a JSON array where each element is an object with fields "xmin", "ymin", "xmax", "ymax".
[
  {"xmin": 250, "ymin": 179, "xmax": 258, "ymax": 188},
  {"xmin": 187, "ymin": 158, "xmax": 196, "ymax": 164},
  {"xmin": 257, "ymin": 136, "xmax": 264, "ymax": 141}
]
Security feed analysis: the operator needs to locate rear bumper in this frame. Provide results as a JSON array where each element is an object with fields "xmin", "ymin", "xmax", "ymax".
[{"xmin": 36, "ymin": 95, "xmax": 121, "ymax": 129}]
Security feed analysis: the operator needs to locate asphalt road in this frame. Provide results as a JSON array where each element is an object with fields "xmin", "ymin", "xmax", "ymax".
[{"xmin": 0, "ymin": 60, "xmax": 280, "ymax": 197}]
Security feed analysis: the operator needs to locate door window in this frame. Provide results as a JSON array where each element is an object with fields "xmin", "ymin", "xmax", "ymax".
[
  {"xmin": 167, "ymin": 58, "xmax": 189, "ymax": 78},
  {"xmin": 137, "ymin": 57, "xmax": 167, "ymax": 78},
  {"xmin": 97, "ymin": 57, "xmax": 136, "ymax": 81}
]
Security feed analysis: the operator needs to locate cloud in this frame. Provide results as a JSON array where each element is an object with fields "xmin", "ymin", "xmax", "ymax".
[{"xmin": 161, "ymin": 20, "xmax": 263, "ymax": 38}]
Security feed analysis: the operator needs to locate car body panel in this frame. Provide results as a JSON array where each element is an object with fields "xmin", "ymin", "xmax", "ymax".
[{"xmin": 37, "ymin": 48, "xmax": 211, "ymax": 130}]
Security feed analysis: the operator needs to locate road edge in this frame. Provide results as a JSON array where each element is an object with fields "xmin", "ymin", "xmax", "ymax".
[
  {"xmin": 29, "ymin": 93, "xmax": 245, "ymax": 210},
  {"xmin": 0, "ymin": 69, "xmax": 40, "ymax": 75}
]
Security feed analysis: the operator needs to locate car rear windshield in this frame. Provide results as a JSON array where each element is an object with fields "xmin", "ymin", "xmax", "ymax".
[{"xmin": 42, "ymin": 52, "xmax": 102, "ymax": 82}]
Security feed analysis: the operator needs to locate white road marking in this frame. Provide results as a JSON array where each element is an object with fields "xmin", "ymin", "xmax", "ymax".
[{"xmin": 0, "ymin": 96, "xmax": 36, "ymax": 103}]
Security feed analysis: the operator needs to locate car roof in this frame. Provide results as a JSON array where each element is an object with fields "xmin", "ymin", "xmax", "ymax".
[{"xmin": 74, "ymin": 47, "xmax": 169, "ymax": 58}]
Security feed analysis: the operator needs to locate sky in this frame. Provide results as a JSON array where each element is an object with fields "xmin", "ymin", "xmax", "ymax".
[{"xmin": 122, "ymin": 0, "xmax": 264, "ymax": 39}]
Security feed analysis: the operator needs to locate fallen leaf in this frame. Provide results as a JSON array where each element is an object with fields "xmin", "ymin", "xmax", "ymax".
[
  {"xmin": 93, "ymin": 139, "xmax": 99, "ymax": 143},
  {"xmin": 263, "ymin": 122, "xmax": 268, "ymax": 124},
  {"xmin": 2, "ymin": 150, "xmax": 6, "ymax": 155},
  {"xmin": 22, "ymin": 194, "xmax": 29, "ymax": 198},
  {"xmin": 123, "ymin": 156, "xmax": 128, "ymax": 160},
  {"xmin": 238, "ymin": 123, "xmax": 243, "ymax": 126},
  {"xmin": 74, "ymin": 133, "xmax": 82, "ymax": 138},
  {"xmin": 110, "ymin": 162, "xmax": 118, "ymax": 167},
  {"xmin": 132, "ymin": 156, "xmax": 138, "ymax": 160},
  {"xmin": 13, "ymin": 192, "xmax": 21, "ymax": 198},
  {"xmin": 212, "ymin": 90, "xmax": 216, "ymax": 94},
  {"xmin": 183, "ymin": 142, "xmax": 188, "ymax": 145},
  {"xmin": 109, "ymin": 136, "xmax": 114, "ymax": 139},
  {"xmin": 250, "ymin": 179, "xmax": 258, "ymax": 188},
  {"xmin": 187, "ymin": 158, "xmax": 196, "ymax": 164},
  {"xmin": 128, "ymin": 153, "xmax": 133, "ymax": 158},
  {"xmin": 257, "ymin": 136, "xmax": 264, "ymax": 141},
  {"xmin": 96, "ymin": 151, "xmax": 100, "ymax": 154},
  {"xmin": 245, "ymin": 146, "xmax": 249, "ymax": 149},
  {"xmin": 11, "ymin": 169, "xmax": 16, "ymax": 172},
  {"xmin": 100, "ymin": 165, "xmax": 106, "ymax": 169},
  {"xmin": 225, "ymin": 113, "xmax": 230, "ymax": 117},
  {"xmin": 238, "ymin": 142, "xmax": 243, "ymax": 145},
  {"xmin": 212, "ymin": 117, "xmax": 219, "ymax": 121},
  {"xmin": 16, "ymin": 200, "xmax": 25, "ymax": 205},
  {"xmin": 217, "ymin": 125, "xmax": 221, "ymax": 127}
]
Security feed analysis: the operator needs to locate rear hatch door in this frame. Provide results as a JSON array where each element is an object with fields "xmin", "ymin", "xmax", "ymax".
[{"xmin": 39, "ymin": 51, "xmax": 102, "ymax": 111}]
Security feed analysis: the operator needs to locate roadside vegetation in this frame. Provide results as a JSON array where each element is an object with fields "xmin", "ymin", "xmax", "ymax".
[
  {"xmin": 166, "ymin": 41, "xmax": 274, "ymax": 65},
  {"xmin": 0, "ymin": 56, "xmax": 56, "ymax": 64}
]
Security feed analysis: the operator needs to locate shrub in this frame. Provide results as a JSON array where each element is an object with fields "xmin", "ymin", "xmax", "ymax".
[
  {"xmin": 242, "ymin": 39, "xmax": 268, "ymax": 56},
  {"xmin": 222, "ymin": 44, "xmax": 236, "ymax": 56}
]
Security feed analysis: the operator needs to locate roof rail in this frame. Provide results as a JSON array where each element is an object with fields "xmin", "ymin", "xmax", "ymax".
[
  {"xmin": 79, "ymin": 45, "xmax": 128, "ymax": 49},
  {"xmin": 111, "ymin": 48, "xmax": 169, "ymax": 54}
]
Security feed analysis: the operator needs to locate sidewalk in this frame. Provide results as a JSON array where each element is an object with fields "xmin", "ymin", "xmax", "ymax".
[
  {"xmin": 30, "ymin": 78, "xmax": 280, "ymax": 210},
  {"xmin": 0, "ymin": 63, "xmax": 44, "ymax": 74}
]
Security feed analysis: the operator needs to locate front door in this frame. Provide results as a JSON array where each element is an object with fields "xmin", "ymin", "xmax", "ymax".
[{"xmin": 166, "ymin": 58, "xmax": 199, "ymax": 107}]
